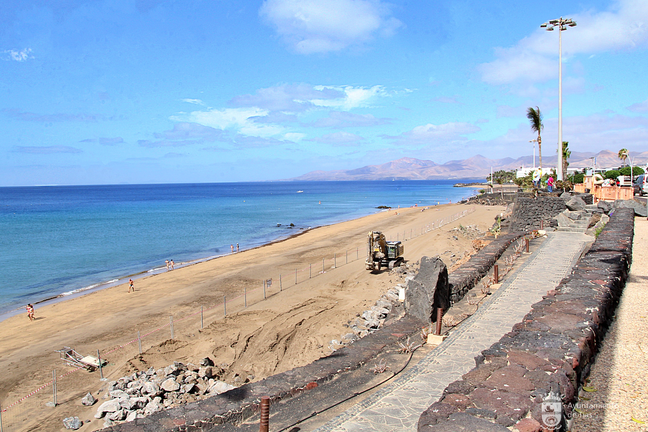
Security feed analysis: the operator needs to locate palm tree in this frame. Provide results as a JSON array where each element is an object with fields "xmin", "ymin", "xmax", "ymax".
[
  {"xmin": 562, "ymin": 141, "xmax": 571, "ymax": 178},
  {"xmin": 526, "ymin": 107, "xmax": 544, "ymax": 169},
  {"xmin": 618, "ymin": 148, "xmax": 629, "ymax": 167}
]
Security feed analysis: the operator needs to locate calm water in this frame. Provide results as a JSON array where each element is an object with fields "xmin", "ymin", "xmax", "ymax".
[{"xmin": 0, "ymin": 180, "xmax": 479, "ymax": 315}]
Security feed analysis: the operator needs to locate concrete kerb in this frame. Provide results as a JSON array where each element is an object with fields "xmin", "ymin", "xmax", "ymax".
[
  {"xmin": 417, "ymin": 208, "xmax": 635, "ymax": 432},
  {"xmin": 100, "ymin": 226, "xmax": 531, "ymax": 432}
]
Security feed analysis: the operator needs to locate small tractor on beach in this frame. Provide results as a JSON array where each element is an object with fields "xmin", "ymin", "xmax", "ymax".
[{"xmin": 365, "ymin": 231, "xmax": 404, "ymax": 271}]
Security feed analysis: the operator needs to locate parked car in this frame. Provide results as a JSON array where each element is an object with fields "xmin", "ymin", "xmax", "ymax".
[{"xmin": 634, "ymin": 174, "xmax": 648, "ymax": 196}]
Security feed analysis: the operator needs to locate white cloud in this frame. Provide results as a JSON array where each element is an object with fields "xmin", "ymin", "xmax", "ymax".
[
  {"xmin": 182, "ymin": 98, "xmax": 206, "ymax": 106},
  {"xmin": 309, "ymin": 131, "xmax": 364, "ymax": 145},
  {"xmin": 386, "ymin": 122, "xmax": 481, "ymax": 146},
  {"xmin": 230, "ymin": 83, "xmax": 342, "ymax": 112},
  {"xmin": 259, "ymin": 0, "xmax": 402, "ymax": 54},
  {"xmin": 312, "ymin": 85, "xmax": 388, "ymax": 110},
  {"xmin": 628, "ymin": 98, "xmax": 648, "ymax": 112},
  {"xmin": 170, "ymin": 107, "xmax": 284, "ymax": 138},
  {"xmin": 2, "ymin": 48, "xmax": 33, "ymax": 62},
  {"xmin": 478, "ymin": 0, "xmax": 648, "ymax": 86}
]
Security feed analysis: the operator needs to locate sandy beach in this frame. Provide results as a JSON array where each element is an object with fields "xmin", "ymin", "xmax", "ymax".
[{"xmin": 0, "ymin": 202, "xmax": 504, "ymax": 431}]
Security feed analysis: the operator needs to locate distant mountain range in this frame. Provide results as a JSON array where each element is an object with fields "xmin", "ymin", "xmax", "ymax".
[{"xmin": 290, "ymin": 150, "xmax": 648, "ymax": 181}]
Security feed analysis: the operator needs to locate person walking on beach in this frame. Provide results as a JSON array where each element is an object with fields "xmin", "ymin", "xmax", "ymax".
[
  {"xmin": 26, "ymin": 304, "xmax": 35, "ymax": 321},
  {"xmin": 170, "ymin": 260, "xmax": 175, "ymax": 270},
  {"xmin": 231, "ymin": 244, "xmax": 234, "ymax": 253},
  {"xmin": 128, "ymin": 279, "xmax": 134, "ymax": 293},
  {"xmin": 236, "ymin": 243, "xmax": 239, "ymax": 252},
  {"xmin": 165, "ymin": 260, "xmax": 170, "ymax": 270}
]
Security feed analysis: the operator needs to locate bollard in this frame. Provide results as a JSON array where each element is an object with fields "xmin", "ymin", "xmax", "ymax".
[
  {"xmin": 138, "ymin": 331, "xmax": 142, "ymax": 354},
  {"xmin": 259, "ymin": 396, "xmax": 270, "ymax": 432},
  {"xmin": 526, "ymin": 238, "xmax": 529, "ymax": 253},
  {"xmin": 435, "ymin": 308, "xmax": 444, "ymax": 336},
  {"xmin": 97, "ymin": 350, "xmax": 106, "ymax": 381},
  {"xmin": 223, "ymin": 297, "xmax": 226, "ymax": 317},
  {"xmin": 170, "ymin": 316, "xmax": 174, "ymax": 340},
  {"xmin": 494, "ymin": 265, "xmax": 499, "ymax": 283}
]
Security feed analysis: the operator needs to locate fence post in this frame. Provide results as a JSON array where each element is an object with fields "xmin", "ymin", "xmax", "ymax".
[
  {"xmin": 223, "ymin": 297, "xmax": 226, "ymax": 317},
  {"xmin": 138, "ymin": 331, "xmax": 142, "ymax": 354},
  {"xmin": 346, "ymin": 250, "xmax": 348, "ymax": 264},
  {"xmin": 53, "ymin": 369, "xmax": 57, "ymax": 406},
  {"xmin": 170, "ymin": 316, "xmax": 174, "ymax": 340},
  {"xmin": 245, "ymin": 287, "xmax": 247, "ymax": 307},
  {"xmin": 295, "ymin": 269, "xmax": 297, "ymax": 285},
  {"xmin": 322, "ymin": 258, "xmax": 324, "ymax": 273},
  {"xmin": 357, "ymin": 247, "xmax": 358, "ymax": 259},
  {"xmin": 334, "ymin": 253, "xmax": 336, "ymax": 268},
  {"xmin": 309, "ymin": 264, "xmax": 312, "ymax": 279},
  {"xmin": 97, "ymin": 350, "xmax": 106, "ymax": 381},
  {"xmin": 280, "ymin": 274, "xmax": 282, "ymax": 291},
  {"xmin": 263, "ymin": 280, "xmax": 266, "ymax": 299},
  {"xmin": 0, "ymin": 400, "xmax": 4, "ymax": 432},
  {"xmin": 201, "ymin": 305, "xmax": 204, "ymax": 328}
]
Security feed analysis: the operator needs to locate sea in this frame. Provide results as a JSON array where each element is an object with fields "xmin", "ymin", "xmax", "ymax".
[{"xmin": 0, "ymin": 180, "xmax": 481, "ymax": 319}]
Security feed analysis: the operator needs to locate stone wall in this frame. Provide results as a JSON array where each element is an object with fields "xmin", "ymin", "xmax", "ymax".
[
  {"xmin": 417, "ymin": 208, "xmax": 635, "ymax": 432},
  {"xmin": 508, "ymin": 197, "xmax": 568, "ymax": 232},
  {"xmin": 448, "ymin": 232, "xmax": 525, "ymax": 304}
]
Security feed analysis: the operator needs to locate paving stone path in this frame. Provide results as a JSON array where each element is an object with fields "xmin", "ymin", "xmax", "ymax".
[{"xmin": 314, "ymin": 231, "xmax": 593, "ymax": 432}]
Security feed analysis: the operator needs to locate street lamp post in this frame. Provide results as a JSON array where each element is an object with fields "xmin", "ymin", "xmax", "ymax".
[
  {"xmin": 541, "ymin": 17, "xmax": 576, "ymax": 182},
  {"xmin": 529, "ymin": 139, "xmax": 537, "ymax": 169}
]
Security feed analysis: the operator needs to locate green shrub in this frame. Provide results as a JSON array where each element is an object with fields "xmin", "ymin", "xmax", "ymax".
[
  {"xmin": 604, "ymin": 170, "xmax": 620, "ymax": 180},
  {"xmin": 619, "ymin": 166, "xmax": 645, "ymax": 176}
]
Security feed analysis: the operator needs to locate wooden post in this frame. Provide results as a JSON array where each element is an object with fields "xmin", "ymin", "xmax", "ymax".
[
  {"xmin": 526, "ymin": 238, "xmax": 530, "ymax": 253},
  {"xmin": 346, "ymin": 250, "xmax": 348, "ymax": 264},
  {"xmin": 334, "ymin": 253, "xmax": 336, "ymax": 268},
  {"xmin": 263, "ymin": 280, "xmax": 266, "ymax": 299},
  {"xmin": 309, "ymin": 264, "xmax": 312, "ymax": 279},
  {"xmin": 259, "ymin": 396, "xmax": 270, "ymax": 432},
  {"xmin": 223, "ymin": 297, "xmax": 226, "ymax": 317},
  {"xmin": 280, "ymin": 274, "xmax": 282, "ymax": 291},
  {"xmin": 138, "ymin": 331, "xmax": 142, "ymax": 354},
  {"xmin": 295, "ymin": 269, "xmax": 297, "ymax": 285},
  {"xmin": 0, "ymin": 400, "xmax": 4, "ymax": 432},
  {"xmin": 435, "ymin": 308, "xmax": 444, "ymax": 336},
  {"xmin": 245, "ymin": 287, "xmax": 247, "ymax": 307},
  {"xmin": 201, "ymin": 305, "xmax": 204, "ymax": 328},
  {"xmin": 170, "ymin": 316, "xmax": 174, "ymax": 339},
  {"xmin": 494, "ymin": 265, "xmax": 499, "ymax": 283},
  {"xmin": 322, "ymin": 258, "xmax": 325, "ymax": 273}
]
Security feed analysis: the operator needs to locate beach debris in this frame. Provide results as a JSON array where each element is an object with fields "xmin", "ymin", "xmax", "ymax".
[
  {"xmin": 81, "ymin": 392, "xmax": 97, "ymax": 406},
  {"xmin": 398, "ymin": 336, "xmax": 421, "ymax": 354},
  {"xmin": 63, "ymin": 416, "xmax": 83, "ymax": 430},
  {"xmin": 371, "ymin": 359, "xmax": 389, "ymax": 374}
]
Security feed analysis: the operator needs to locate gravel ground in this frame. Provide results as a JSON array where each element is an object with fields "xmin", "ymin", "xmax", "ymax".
[{"xmin": 571, "ymin": 217, "xmax": 648, "ymax": 432}]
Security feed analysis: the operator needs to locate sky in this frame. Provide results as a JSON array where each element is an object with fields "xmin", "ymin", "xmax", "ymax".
[{"xmin": 1, "ymin": 0, "xmax": 648, "ymax": 186}]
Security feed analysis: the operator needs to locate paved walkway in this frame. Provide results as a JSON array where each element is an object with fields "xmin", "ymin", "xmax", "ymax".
[{"xmin": 314, "ymin": 231, "xmax": 593, "ymax": 432}]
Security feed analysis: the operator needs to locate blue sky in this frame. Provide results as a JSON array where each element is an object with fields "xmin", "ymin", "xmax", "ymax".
[{"xmin": 2, "ymin": 0, "xmax": 647, "ymax": 185}]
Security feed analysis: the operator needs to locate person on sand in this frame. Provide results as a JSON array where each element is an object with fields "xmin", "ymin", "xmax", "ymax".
[
  {"xmin": 26, "ymin": 304, "xmax": 35, "ymax": 321},
  {"xmin": 170, "ymin": 260, "xmax": 175, "ymax": 270},
  {"xmin": 165, "ymin": 260, "xmax": 170, "ymax": 270},
  {"xmin": 236, "ymin": 243, "xmax": 239, "ymax": 252},
  {"xmin": 128, "ymin": 279, "xmax": 134, "ymax": 293},
  {"xmin": 231, "ymin": 244, "xmax": 234, "ymax": 253}
]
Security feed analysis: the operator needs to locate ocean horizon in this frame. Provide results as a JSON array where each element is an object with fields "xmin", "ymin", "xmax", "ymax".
[{"xmin": 0, "ymin": 180, "xmax": 481, "ymax": 318}]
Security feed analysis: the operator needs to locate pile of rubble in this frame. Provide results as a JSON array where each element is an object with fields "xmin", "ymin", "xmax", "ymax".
[
  {"xmin": 89, "ymin": 358, "xmax": 235, "ymax": 429},
  {"xmin": 329, "ymin": 274, "xmax": 410, "ymax": 352}
]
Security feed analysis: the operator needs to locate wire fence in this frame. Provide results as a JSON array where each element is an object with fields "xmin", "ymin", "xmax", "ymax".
[{"xmin": 0, "ymin": 206, "xmax": 475, "ymax": 431}]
